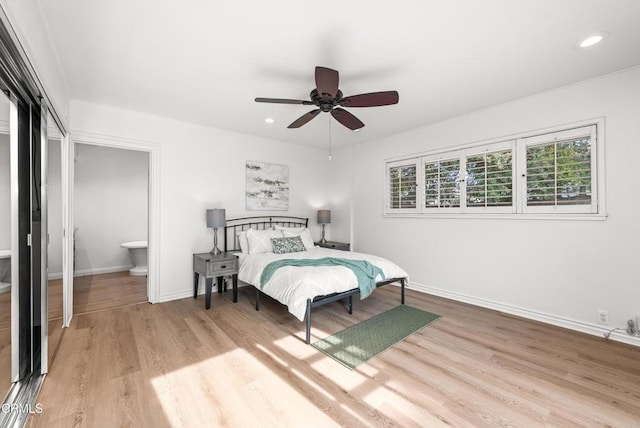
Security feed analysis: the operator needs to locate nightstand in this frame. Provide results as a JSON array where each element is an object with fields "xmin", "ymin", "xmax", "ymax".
[
  {"xmin": 315, "ymin": 241, "xmax": 351, "ymax": 251},
  {"xmin": 193, "ymin": 252, "xmax": 239, "ymax": 309}
]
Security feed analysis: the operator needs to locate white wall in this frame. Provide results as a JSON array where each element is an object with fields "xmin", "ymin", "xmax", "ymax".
[
  {"xmin": 339, "ymin": 66, "xmax": 640, "ymax": 343},
  {"xmin": 70, "ymin": 100, "xmax": 332, "ymax": 301},
  {"xmin": 73, "ymin": 143, "xmax": 148, "ymax": 274},
  {"xmin": 327, "ymin": 147, "xmax": 353, "ymax": 244}
]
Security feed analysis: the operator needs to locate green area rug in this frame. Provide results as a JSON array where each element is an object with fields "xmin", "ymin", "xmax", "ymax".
[{"xmin": 312, "ymin": 305, "xmax": 441, "ymax": 369}]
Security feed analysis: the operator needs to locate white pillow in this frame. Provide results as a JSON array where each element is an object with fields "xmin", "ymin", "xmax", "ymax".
[
  {"xmin": 246, "ymin": 229, "xmax": 283, "ymax": 255},
  {"xmin": 281, "ymin": 228, "xmax": 314, "ymax": 250},
  {"xmin": 236, "ymin": 230, "xmax": 249, "ymax": 253}
]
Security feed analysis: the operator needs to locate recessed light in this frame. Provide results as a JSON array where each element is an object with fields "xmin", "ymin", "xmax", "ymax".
[
  {"xmin": 579, "ymin": 34, "xmax": 605, "ymax": 48},
  {"xmin": 264, "ymin": 118, "xmax": 274, "ymax": 124}
]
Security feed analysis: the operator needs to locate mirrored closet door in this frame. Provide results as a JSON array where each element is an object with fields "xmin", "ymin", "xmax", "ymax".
[
  {"xmin": 0, "ymin": 6, "xmax": 67, "ymax": 425},
  {"xmin": 0, "ymin": 84, "xmax": 12, "ymax": 404}
]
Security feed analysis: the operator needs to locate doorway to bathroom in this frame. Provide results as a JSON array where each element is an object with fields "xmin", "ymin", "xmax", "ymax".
[{"xmin": 72, "ymin": 143, "xmax": 149, "ymax": 315}]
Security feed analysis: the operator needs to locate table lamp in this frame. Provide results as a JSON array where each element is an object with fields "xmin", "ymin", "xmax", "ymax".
[
  {"xmin": 207, "ymin": 208, "xmax": 226, "ymax": 254},
  {"xmin": 317, "ymin": 209, "xmax": 331, "ymax": 244}
]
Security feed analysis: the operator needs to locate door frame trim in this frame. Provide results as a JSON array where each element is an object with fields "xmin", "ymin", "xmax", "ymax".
[{"xmin": 66, "ymin": 131, "xmax": 160, "ymax": 317}]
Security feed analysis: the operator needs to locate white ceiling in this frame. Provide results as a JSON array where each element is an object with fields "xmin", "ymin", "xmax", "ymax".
[{"xmin": 35, "ymin": 0, "xmax": 640, "ymax": 150}]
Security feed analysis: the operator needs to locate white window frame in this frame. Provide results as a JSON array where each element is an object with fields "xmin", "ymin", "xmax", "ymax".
[{"xmin": 384, "ymin": 118, "xmax": 606, "ymax": 220}]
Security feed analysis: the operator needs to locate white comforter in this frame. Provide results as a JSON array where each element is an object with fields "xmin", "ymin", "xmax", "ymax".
[{"xmin": 238, "ymin": 247, "xmax": 408, "ymax": 321}]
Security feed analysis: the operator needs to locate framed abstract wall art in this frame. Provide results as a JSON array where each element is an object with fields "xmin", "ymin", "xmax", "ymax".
[{"xmin": 246, "ymin": 161, "xmax": 289, "ymax": 210}]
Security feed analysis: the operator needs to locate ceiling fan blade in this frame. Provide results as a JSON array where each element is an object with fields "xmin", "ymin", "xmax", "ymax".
[
  {"xmin": 339, "ymin": 91, "xmax": 399, "ymax": 107},
  {"xmin": 287, "ymin": 109, "xmax": 321, "ymax": 128},
  {"xmin": 255, "ymin": 97, "xmax": 314, "ymax": 105},
  {"xmin": 331, "ymin": 107, "xmax": 365, "ymax": 130},
  {"xmin": 315, "ymin": 66, "xmax": 339, "ymax": 99}
]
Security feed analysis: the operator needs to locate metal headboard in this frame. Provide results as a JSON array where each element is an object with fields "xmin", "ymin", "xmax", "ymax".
[{"xmin": 224, "ymin": 216, "xmax": 309, "ymax": 252}]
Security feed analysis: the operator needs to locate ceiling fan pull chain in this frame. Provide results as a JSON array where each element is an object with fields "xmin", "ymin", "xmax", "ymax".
[{"xmin": 328, "ymin": 114, "xmax": 332, "ymax": 161}]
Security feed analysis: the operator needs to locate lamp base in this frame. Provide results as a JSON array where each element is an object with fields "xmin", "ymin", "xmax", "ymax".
[
  {"xmin": 210, "ymin": 227, "xmax": 222, "ymax": 255},
  {"xmin": 320, "ymin": 224, "xmax": 327, "ymax": 244}
]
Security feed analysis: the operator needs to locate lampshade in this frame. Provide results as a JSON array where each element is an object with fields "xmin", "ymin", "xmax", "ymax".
[
  {"xmin": 206, "ymin": 209, "xmax": 226, "ymax": 228},
  {"xmin": 317, "ymin": 209, "xmax": 331, "ymax": 224}
]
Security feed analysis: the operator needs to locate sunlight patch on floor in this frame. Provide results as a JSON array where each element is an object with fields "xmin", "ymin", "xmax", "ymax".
[
  {"xmin": 310, "ymin": 345, "xmax": 376, "ymax": 389},
  {"xmin": 151, "ymin": 347, "xmax": 338, "ymax": 426},
  {"xmin": 254, "ymin": 343, "xmax": 289, "ymax": 368},
  {"xmin": 258, "ymin": 342, "xmax": 378, "ymax": 426},
  {"xmin": 272, "ymin": 334, "xmax": 316, "ymax": 359}
]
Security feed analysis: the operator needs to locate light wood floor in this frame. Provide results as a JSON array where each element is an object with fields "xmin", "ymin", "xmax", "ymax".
[
  {"xmin": 0, "ymin": 272, "xmax": 147, "ymax": 398},
  {"xmin": 26, "ymin": 285, "xmax": 640, "ymax": 427}
]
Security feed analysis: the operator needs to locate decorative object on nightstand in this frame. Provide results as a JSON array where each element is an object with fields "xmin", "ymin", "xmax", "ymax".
[
  {"xmin": 315, "ymin": 240, "xmax": 350, "ymax": 251},
  {"xmin": 193, "ymin": 252, "xmax": 239, "ymax": 309},
  {"xmin": 317, "ymin": 209, "xmax": 331, "ymax": 244},
  {"xmin": 206, "ymin": 208, "xmax": 226, "ymax": 255}
]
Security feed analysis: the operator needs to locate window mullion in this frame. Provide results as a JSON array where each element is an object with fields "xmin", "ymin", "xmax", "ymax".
[
  {"xmin": 417, "ymin": 156, "xmax": 424, "ymax": 212},
  {"xmin": 554, "ymin": 140, "xmax": 558, "ymax": 207},
  {"xmin": 517, "ymin": 138, "xmax": 525, "ymax": 214},
  {"xmin": 511, "ymin": 140, "xmax": 518, "ymax": 214},
  {"xmin": 460, "ymin": 154, "xmax": 467, "ymax": 212},
  {"xmin": 483, "ymin": 152, "xmax": 488, "ymax": 209},
  {"xmin": 436, "ymin": 161, "xmax": 441, "ymax": 209}
]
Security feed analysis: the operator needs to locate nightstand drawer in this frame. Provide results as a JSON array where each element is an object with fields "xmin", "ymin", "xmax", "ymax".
[
  {"xmin": 207, "ymin": 258, "xmax": 238, "ymax": 275},
  {"xmin": 315, "ymin": 241, "xmax": 350, "ymax": 251}
]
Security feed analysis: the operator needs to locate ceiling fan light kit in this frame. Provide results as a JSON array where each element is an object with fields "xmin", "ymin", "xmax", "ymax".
[{"xmin": 255, "ymin": 66, "xmax": 399, "ymax": 130}]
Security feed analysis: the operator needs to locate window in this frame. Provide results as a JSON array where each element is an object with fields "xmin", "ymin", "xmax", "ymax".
[
  {"xmin": 386, "ymin": 159, "xmax": 417, "ymax": 211},
  {"xmin": 521, "ymin": 126, "xmax": 596, "ymax": 214},
  {"xmin": 424, "ymin": 155, "xmax": 461, "ymax": 211},
  {"xmin": 465, "ymin": 143, "xmax": 514, "ymax": 213},
  {"xmin": 385, "ymin": 121, "xmax": 602, "ymax": 218}
]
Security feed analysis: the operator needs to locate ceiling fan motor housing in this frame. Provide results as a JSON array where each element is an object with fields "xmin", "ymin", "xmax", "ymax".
[{"xmin": 310, "ymin": 89, "xmax": 343, "ymax": 112}]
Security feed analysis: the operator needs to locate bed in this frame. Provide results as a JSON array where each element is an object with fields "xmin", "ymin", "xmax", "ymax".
[{"xmin": 224, "ymin": 216, "xmax": 408, "ymax": 343}]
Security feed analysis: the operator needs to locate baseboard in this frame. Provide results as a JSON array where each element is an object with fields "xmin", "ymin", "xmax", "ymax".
[
  {"xmin": 73, "ymin": 265, "xmax": 133, "ymax": 278},
  {"xmin": 157, "ymin": 281, "xmax": 249, "ymax": 304},
  {"xmin": 157, "ymin": 289, "xmax": 195, "ymax": 303},
  {"xmin": 48, "ymin": 272, "xmax": 63, "ymax": 280},
  {"xmin": 407, "ymin": 281, "xmax": 640, "ymax": 347}
]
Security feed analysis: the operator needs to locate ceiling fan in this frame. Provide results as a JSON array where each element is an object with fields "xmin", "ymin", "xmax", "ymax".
[{"xmin": 255, "ymin": 66, "xmax": 399, "ymax": 131}]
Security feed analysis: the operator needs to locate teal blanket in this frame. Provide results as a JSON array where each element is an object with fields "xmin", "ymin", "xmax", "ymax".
[{"xmin": 260, "ymin": 257, "xmax": 385, "ymax": 299}]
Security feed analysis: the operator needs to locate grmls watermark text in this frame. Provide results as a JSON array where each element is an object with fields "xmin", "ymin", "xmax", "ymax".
[{"xmin": 1, "ymin": 403, "xmax": 44, "ymax": 414}]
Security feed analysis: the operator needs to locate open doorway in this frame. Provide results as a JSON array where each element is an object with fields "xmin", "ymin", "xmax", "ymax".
[{"xmin": 72, "ymin": 143, "xmax": 149, "ymax": 314}]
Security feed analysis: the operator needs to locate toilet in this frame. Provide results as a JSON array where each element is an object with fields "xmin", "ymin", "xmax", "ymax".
[
  {"xmin": 120, "ymin": 241, "xmax": 148, "ymax": 276},
  {"xmin": 0, "ymin": 249, "xmax": 11, "ymax": 294}
]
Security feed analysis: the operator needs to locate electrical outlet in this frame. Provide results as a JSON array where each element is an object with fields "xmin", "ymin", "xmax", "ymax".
[{"xmin": 597, "ymin": 310, "xmax": 609, "ymax": 325}]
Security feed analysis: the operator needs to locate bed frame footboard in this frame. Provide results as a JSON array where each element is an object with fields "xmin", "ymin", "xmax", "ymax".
[
  {"xmin": 304, "ymin": 277, "xmax": 406, "ymax": 344},
  {"xmin": 254, "ymin": 278, "xmax": 406, "ymax": 344}
]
